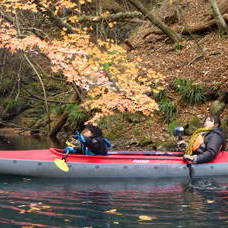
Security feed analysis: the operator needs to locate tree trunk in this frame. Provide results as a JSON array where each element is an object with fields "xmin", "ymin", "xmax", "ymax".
[
  {"xmin": 217, "ymin": 0, "xmax": 228, "ymax": 15},
  {"xmin": 127, "ymin": 0, "xmax": 182, "ymax": 43},
  {"xmin": 210, "ymin": 0, "xmax": 228, "ymax": 33},
  {"xmin": 49, "ymin": 112, "xmax": 69, "ymax": 137}
]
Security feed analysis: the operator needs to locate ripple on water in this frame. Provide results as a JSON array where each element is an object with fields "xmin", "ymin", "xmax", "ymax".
[{"xmin": 0, "ymin": 177, "xmax": 227, "ymax": 227}]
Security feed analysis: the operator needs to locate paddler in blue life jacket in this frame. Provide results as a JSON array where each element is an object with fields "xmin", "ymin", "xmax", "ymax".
[
  {"xmin": 183, "ymin": 115, "xmax": 226, "ymax": 163},
  {"xmin": 64, "ymin": 124, "xmax": 112, "ymax": 155}
]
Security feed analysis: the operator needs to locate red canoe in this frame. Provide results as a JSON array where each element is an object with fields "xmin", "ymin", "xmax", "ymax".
[{"xmin": 0, "ymin": 148, "xmax": 228, "ymax": 178}]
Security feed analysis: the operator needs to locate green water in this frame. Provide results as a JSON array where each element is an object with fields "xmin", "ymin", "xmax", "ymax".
[
  {"xmin": 0, "ymin": 177, "xmax": 227, "ymax": 227},
  {"xmin": 0, "ymin": 136, "xmax": 228, "ymax": 227},
  {"xmin": 0, "ymin": 135, "xmax": 62, "ymax": 150}
]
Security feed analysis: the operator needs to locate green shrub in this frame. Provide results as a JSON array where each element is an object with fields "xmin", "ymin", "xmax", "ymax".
[
  {"xmin": 51, "ymin": 104, "xmax": 89, "ymax": 131},
  {"xmin": 158, "ymin": 99, "xmax": 177, "ymax": 123},
  {"xmin": 65, "ymin": 104, "xmax": 88, "ymax": 127},
  {"xmin": 174, "ymin": 78, "xmax": 206, "ymax": 105},
  {"xmin": 0, "ymin": 78, "xmax": 13, "ymax": 97},
  {"xmin": 3, "ymin": 99, "xmax": 24, "ymax": 114},
  {"xmin": 175, "ymin": 43, "xmax": 185, "ymax": 50}
]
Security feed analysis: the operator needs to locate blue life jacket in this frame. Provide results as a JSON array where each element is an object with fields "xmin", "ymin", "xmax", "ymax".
[
  {"xmin": 102, "ymin": 138, "xmax": 112, "ymax": 149},
  {"xmin": 83, "ymin": 137, "xmax": 112, "ymax": 155},
  {"xmin": 64, "ymin": 136, "xmax": 112, "ymax": 155}
]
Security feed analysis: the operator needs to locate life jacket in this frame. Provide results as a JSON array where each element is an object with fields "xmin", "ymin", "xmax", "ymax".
[
  {"xmin": 102, "ymin": 138, "xmax": 112, "ymax": 150},
  {"xmin": 192, "ymin": 134, "xmax": 204, "ymax": 152},
  {"xmin": 83, "ymin": 137, "xmax": 112, "ymax": 155}
]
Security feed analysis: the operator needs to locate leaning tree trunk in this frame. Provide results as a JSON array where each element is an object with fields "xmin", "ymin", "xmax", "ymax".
[
  {"xmin": 127, "ymin": 0, "xmax": 182, "ymax": 43},
  {"xmin": 217, "ymin": 0, "xmax": 228, "ymax": 15},
  {"xmin": 210, "ymin": 0, "xmax": 228, "ymax": 33},
  {"xmin": 48, "ymin": 84, "xmax": 83, "ymax": 137},
  {"xmin": 49, "ymin": 111, "xmax": 69, "ymax": 137}
]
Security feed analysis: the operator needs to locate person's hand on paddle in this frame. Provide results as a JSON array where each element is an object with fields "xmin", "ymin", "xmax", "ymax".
[
  {"xmin": 183, "ymin": 154, "xmax": 197, "ymax": 163},
  {"xmin": 73, "ymin": 131, "xmax": 86, "ymax": 143}
]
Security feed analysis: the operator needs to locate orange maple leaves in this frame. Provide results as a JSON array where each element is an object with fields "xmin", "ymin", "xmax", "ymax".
[{"xmin": 0, "ymin": 0, "xmax": 166, "ymax": 122}]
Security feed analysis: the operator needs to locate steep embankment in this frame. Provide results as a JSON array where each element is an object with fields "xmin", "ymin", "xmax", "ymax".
[{"xmin": 102, "ymin": 0, "xmax": 228, "ymax": 150}]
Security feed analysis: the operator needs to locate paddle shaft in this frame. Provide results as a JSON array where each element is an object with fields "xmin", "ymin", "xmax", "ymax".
[{"xmin": 63, "ymin": 149, "xmax": 70, "ymax": 160}]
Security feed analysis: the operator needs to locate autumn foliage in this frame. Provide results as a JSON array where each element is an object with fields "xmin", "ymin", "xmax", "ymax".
[{"xmin": 0, "ymin": 0, "xmax": 165, "ymax": 122}]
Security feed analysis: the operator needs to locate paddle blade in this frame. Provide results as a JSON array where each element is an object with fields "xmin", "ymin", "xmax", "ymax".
[{"xmin": 54, "ymin": 159, "xmax": 69, "ymax": 172}]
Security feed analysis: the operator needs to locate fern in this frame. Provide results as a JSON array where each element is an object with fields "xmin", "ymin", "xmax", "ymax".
[
  {"xmin": 174, "ymin": 78, "xmax": 206, "ymax": 105},
  {"xmin": 158, "ymin": 99, "xmax": 177, "ymax": 123},
  {"xmin": 3, "ymin": 99, "xmax": 24, "ymax": 114},
  {"xmin": 65, "ymin": 104, "xmax": 87, "ymax": 122}
]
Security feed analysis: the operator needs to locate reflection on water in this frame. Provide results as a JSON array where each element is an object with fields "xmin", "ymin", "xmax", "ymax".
[
  {"xmin": 0, "ymin": 136, "xmax": 228, "ymax": 227},
  {"xmin": 0, "ymin": 177, "xmax": 227, "ymax": 227},
  {"xmin": 0, "ymin": 135, "xmax": 63, "ymax": 150}
]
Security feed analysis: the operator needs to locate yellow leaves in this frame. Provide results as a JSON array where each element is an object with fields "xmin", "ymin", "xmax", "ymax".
[
  {"xmin": 56, "ymin": 0, "xmax": 77, "ymax": 9},
  {"xmin": 79, "ymin": 0, "xmax": 92, "ymax": 4},
  {"xmin": 168, "ymin": 0, "xmax": 177, "ymax": 4},
  {"xmin": 68, "ymin": 16, "xmax": 79, "ymax": 23},
  {"xmin": 0, "ymin": 1, "xmax": 164, "ymax": 123},
  {"xmin": 105, "ymin": 209, "xmax": 123, "ymax": 215},
  {"xmin": 108, "ymin": 22, "xmax": 117, "ymax": 28},
  {"xmin": 142, "ymin": 110, "xmax": 151, "ymax": 116},
  {"xmin": 105, "ymin": 208, "xmax": 117, "ymax": 213},
  {"xmin": 88, "ymin": 86, "xmax": 106, "ymax": 97},
  {"xmin": 138, "ymin": 215, "xmax": 157, "ymax": 221},
  {"xmin": 101, "ymin": 11, "xmax": 111, "ymax": 17},
  {"xmin": 19, "ymin": 202, "xmax": 51, "ymax": 214},
  {"xmin": 152, "ymin": 86, "xmax": 165, "ymax": 94}
]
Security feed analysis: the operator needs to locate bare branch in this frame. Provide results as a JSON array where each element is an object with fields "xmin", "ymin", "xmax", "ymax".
[
  {"xmin": 127, "ymin": 0, "xmax": 182, "ymax": 43},
  {"xmin": 23, "ymin": 53, "xmax": 51, "ymax": 132},
  {"xmin": 33, "ymin": 0, "xmax": 74, "ymax": 33},
  {"xmin": 210, "ymin": 0, "xmax": 228, "ymax": 33}
]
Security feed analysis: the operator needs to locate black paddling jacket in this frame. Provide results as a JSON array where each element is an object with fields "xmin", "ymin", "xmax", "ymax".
[
  {"xmin": 194, "ymin": 128, "xmax": 226, "ymax": 163},
  {"xmin": 83, "ymin": 136, "xmax": 108, "ymax": 155}
]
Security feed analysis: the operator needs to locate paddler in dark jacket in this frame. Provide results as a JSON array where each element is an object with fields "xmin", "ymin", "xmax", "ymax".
[
  {"xmin": 184, "ymin": 115, "xmax": 226, "ymax": 164},
  {"xmin": 64, "ymin": 124, "xmax": 111, "ymax": 155}
]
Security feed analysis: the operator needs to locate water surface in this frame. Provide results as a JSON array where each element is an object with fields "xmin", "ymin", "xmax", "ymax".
[{"xmin": 0, "ymin": 135, "xmax": 228, "ymax": 227}]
